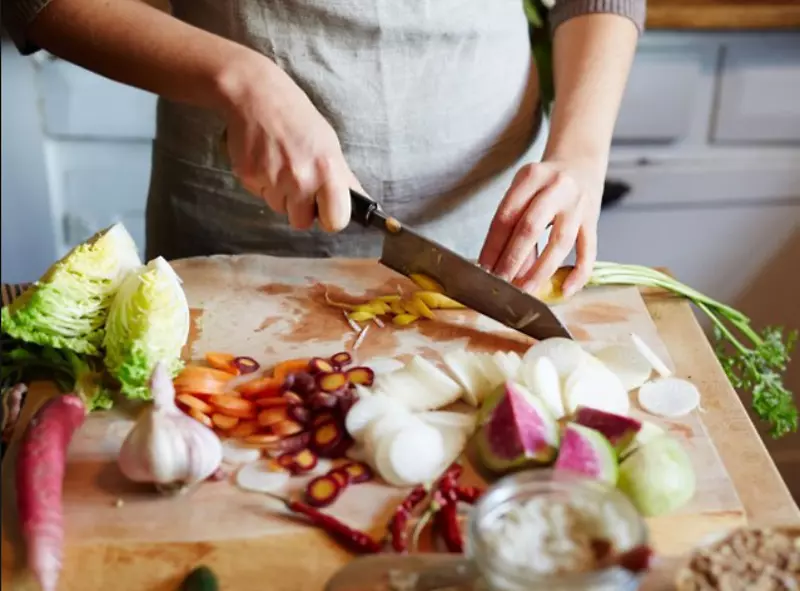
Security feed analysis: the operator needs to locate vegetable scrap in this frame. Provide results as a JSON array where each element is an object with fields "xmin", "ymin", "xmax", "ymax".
[{"xmin": 324, "ymin": 272, "xmax": 464, "ymax": 333}]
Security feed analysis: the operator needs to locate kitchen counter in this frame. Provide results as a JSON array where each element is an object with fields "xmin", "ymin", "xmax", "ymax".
[
  {"xmin": 3, "ymin": 278, "xmax": 797, "ymax": 591},
  {"xmin": 646, "ymin": 0, "xmax": 800, "ymax": 29}
]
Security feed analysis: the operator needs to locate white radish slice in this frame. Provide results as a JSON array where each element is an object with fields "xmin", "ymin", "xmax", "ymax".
[
  {"xmin": 477, "ymin": 353, "xmax": 506, "ymax": 389},
  {"xmin": 594, "ymin": 342, "xmax": 653, "ymax": 392},
  {"xmin": 352, "ymin": 384, "xmax": 375, "ymax": 399},
  {"xmin": 638, "ymin": 377, "xmax": 700, "ymax": 418},
  {"xmin": 523, "ymin": 337, "xmax": 592, "ymax": 381},
  {"xmin": 521, "ymin": 356, "xmax": 565, "ymax": 419},
  {"xmin": 221, "ymin": 439, "xmax": 262, "ymax": 465},
  {"xmin": 345, "ymin": 394, "xmax": 407, "ymax": 440},
  {"xmin": 377, "ymin": 422, "xmax": 446, "ymax": 487},
  {"xmin": 427, "ymin": 424, "xmax": 468, "ymax": 473},
  {"xmin": 630, "ymin": 333, "xmax": 673, "ymax": 378},
  {"xmin": 236, "ymin": 460, "xmax": 291, "ymax": 493},
  {"xmin": 492, "ymin": 352, "xmax": 521, "ymax": 381},
  {"xmin": 443, "ymin": 351, "xmax": 489, "ymax": 406},
  {"xmin": 363, "ymin": 411, "xmax": 419, "ymax": 458},
  {"xmin": 564, "ymin": 362, "xmax": 630, "ymax": 415},
  {"xmin": 364, "ymin": 357, "xmax": 405, "ymax": 375},
  {"xmin": 419, "ymin": 411, "xmax": 477, "ymax": 435},
  {"xmin": 373, "ymin": 370, "xmax": 431, "ymax": 411},
  {"xmin": 405, "ymin": 356, "xmax": 463, "ymax": 409}
]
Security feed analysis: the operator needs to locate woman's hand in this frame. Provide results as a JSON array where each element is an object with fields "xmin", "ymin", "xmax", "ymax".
[
  {"xmin": 220, "ymin": 57, "xmax": 361, "ymax": 232},
  {"xmin": 478, "ymin": 157, "xmax": 605, "ymax": 297}
]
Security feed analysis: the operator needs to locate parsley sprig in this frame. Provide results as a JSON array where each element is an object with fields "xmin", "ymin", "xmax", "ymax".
[{"xmin": 588, "ymin": 262, "xmax": 798, "ymax": 438}]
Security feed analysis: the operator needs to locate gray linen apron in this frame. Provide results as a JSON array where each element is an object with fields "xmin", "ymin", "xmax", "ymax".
[{"xmin": 146, "ymin": 0, "xmax": 546, "ymax": 261}]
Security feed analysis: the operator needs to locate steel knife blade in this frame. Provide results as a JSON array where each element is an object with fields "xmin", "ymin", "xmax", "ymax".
[{"xmin": 349, "ymin": 190, "xmax": 572, "ymax": 341}]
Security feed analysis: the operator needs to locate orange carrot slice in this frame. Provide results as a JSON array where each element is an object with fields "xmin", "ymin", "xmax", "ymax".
[
  {"xmin": 177, "ymin": 365, "xmax": 236, "ymax": 383},
  {"xmin": 229, "ymin": 420, "xmax": 259, "ymax": 438},
  {"xmin": 205, "ymin": 352, "xmax": 239, "ymax": 375},
  {"xmin": 176, "ymin": 394, "xmax": 214, "ymax": 414},
  {"xmin": 211, "ymin": 413, "xmax": 239, "ymax": 430},
  {"xmin": 272, "ymin": 358, "xmax": 311, "ymax": 381},
  {"xmin": 255, "ymin": 397, "xmax": 290, "ymax": 408},
  {"xmin": 235, "ymin": 376, "xmax": 283, "ymax": 398},
  {"xmin": 257, "ymin": 407, "xmax": 288, "ymax": 427},
  {"xmin": 209, "ymin": 395, "xmax": 256, "ymax": 419},
  {"xmin": 243, "ymin": 433, "xmax": 282, "ymax": 446},
  {"xmin": 188, "ymin": 408, "xmax": 213, "ymax": 428},
  {"xmin": 173, "ymin": 377, "xmax": 228, "ymax": 396},
  {"xmin": 273, "ymin": 420, "xmax": 305, "ymax": 437}
]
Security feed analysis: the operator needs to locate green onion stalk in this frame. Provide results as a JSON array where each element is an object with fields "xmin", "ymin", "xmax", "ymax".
[{"xmin": 585, "ymin": 262, "xmax": 797, "ymax": 438}]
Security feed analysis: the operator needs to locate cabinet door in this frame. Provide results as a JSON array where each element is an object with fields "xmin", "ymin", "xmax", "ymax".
[
  {"xmin": 55, "ymin": 141, "xmax": 152, "ymax": 255},
  {"xmin": 613, "ymin": 45, "xmax": 718, "ymax": 144},
  {"xmin": 713, "ymin": 39, "xmax": 800, "ymax": 144},
  {"xmin": 34, "ymin": 54, "xmax": 157, "ymax": 140}
]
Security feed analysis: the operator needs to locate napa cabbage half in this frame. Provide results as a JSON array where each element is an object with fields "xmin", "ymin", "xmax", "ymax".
[
  {"xmin": 1, "ymin": 223, "xmax": 141, "ymax": 355},
  {"xmin": 103, "ymin": 257, "xmax": 189, "ymax": 399}
]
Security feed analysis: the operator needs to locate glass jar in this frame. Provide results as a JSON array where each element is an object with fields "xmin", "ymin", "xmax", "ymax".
[{"xmin": 466, "ymin": 469, "xmax": 649, "ymax": 591}]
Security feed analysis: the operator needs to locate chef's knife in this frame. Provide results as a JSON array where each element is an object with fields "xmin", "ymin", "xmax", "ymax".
[{"xmin": 350, "ymin": 190, "xmax": 572, "ymax": 341}]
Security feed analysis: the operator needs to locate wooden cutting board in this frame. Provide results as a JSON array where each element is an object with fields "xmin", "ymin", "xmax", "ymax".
[{"xmin": 1, "ymin": 255, "xmax": 746, "ymax": 590}]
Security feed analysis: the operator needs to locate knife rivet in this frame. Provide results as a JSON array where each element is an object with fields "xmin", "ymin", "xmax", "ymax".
[{"xmin": 384, "ymin": 217, "xmax": 402, "ymax": 233}]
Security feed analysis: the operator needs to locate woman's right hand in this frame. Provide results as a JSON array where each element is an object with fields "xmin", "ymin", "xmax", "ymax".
[{"xmin": 219, "ymin": 56, "xmax": 360, "ymax": 233}]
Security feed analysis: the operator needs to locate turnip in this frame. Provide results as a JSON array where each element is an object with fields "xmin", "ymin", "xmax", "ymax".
[{"xmin": 16, "ymin": 394, "xmax": 87, "ymax": 591}]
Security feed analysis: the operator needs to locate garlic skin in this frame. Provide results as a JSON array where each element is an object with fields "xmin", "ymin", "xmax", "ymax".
[{"xmin": 118, "ymin": 362, "xmax": 222, "ymax": 490}]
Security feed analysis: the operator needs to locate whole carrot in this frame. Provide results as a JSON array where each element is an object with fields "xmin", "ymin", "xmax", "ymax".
[{"xmin": 16, "ymin": 394, "xmax": 86, "ymax": 591}]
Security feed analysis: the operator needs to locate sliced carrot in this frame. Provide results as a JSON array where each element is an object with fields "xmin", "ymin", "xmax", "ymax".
[
  {"xmin": 243, "ymin": 433, "xmax": 282, "ymax": 446},
  {"xmin": 212, "ymin": 413, "xmax": 239, "ymax": 430},
  {"xmin": 209, "ymin": 395, "xmax": 256, "ymax": 419},
  {"xmin": 273, "ymin": 420, "xmax": 305, "ymax": 437},
  {"xmin": 188, "ymin": 408, "xmax": 213, "ymax": 428},
  {"xmin": 173, "ymin": 377, "xmax": 228, "ymax": 396},
  {"xmin": 255, "ymin": 397, "xmax": 290, "ymax": 408},
  {"xmin": 272, "ymin": 358, "xmax": 311, "ymax": 381},
  {"xmin": 235, "ymin": 376, "xmax": 283, "ymax": 398},
  {"xmin": 177, "ymin": 365, "xmax": 236, "ymax": 383},
  {"xmin": 205, "ymin": 352, "xmax": 239, "ymax": 375},
  {"xmin": 176, "ymin": 393, "xmax": 215, "ymax": 414},
  {"xmin": 229, "ymin": 420, "xmax": 259, "ymax": 438},
  {"xmin": 258, "ymin": 407, "xmax": 288, "ymax": 428}
]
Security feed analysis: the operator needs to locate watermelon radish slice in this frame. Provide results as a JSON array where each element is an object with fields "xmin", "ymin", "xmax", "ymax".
[{"xmin": 554, "ymin": 423, "xmax": 618, "ymax": 485}]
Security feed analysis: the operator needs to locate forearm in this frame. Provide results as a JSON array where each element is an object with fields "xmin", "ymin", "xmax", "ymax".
[
  {"xmin": 25, "ymin": 0, "xmax": 269, "ymax": 113},
  {"xmin": 544, "ymin": 13, "xmax": 639, "ymax": 164}
]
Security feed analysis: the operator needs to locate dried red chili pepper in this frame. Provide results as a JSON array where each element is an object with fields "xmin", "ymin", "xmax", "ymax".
[
  {"xmin": 276, "ymin": 496, "xmax": 381, "ymax": 554},
  {"xmin": 388, "ymin": 485, "xmax": 428, "ymax": 552},
  {"xmin": 435, "ymin": 501, "xmax": 464, "ymax": 553},
  {"xmin": 455, "ymin": 486, "xmax": 484, "ymax": 504},
  {"xmin": 434, "ymin": 468, "xmax": 464, "ymax": 553}
]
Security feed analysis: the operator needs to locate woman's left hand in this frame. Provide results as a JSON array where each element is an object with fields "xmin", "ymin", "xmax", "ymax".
[{"xmin": 478, "ymin": 157, "xmax": 606, "ymax": 298}]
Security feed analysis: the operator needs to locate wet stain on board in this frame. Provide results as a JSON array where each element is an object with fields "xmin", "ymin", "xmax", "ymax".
[
  {"xmin": 255, "ymin": 316, "xmax": 282, "ymax": 333},
  {"xmin": 569, "ymin": 303, "xmax": 631, "ymax": 325},
  {"xmin": 566, "ymin": 324, "xmax": 592, "ymax": 342},
  {"xmin": 181, "ymin": 308, "xmax": 204, "ymax": 362},
  {"xmin": 258, "ymin": 284, "xmax": 294, "ymax": 296}
]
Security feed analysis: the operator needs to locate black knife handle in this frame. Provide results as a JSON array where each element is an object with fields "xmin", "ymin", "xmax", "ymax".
[{"xmin": 350, "ymin": 189, "xmax": 381, "ymax": 227}]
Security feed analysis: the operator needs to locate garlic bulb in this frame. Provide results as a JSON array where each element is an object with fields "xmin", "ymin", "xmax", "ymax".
[{"xmin": 118, "ymin": 361, "xmax": 222, "ymax": 491}]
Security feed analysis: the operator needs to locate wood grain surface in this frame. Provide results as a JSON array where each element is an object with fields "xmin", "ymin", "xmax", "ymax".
[
  {"xmin": 647, "ymin": 0, "xmax": 800, "ymax": 29},
  {"xmin": 2, "ymin": 255, "xmax": 796, "ymax": 591}
]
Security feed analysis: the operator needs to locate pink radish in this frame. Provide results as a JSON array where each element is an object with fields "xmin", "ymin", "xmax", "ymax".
[{"xmin": 16, "ymin": 394, "xmax": 86, "ymax": 591}]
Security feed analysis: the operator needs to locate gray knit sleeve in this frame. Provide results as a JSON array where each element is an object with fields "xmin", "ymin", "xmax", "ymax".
[
  {"xmin": 1, "ymin": 0, "xmax": 55, "ymax": 54},
  {"xmin": 549, "ymin": 0, "xmax": 647, "ymax": 34}
]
